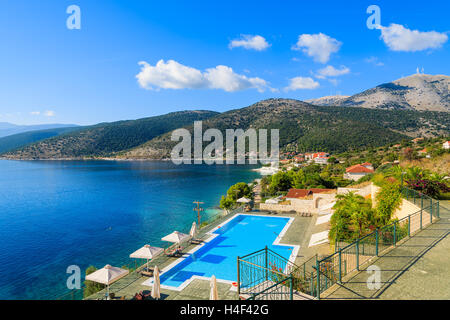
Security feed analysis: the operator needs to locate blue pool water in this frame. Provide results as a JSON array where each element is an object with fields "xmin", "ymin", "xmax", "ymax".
[
  {"xmin": 0, "ymin": 160, "xmax": 260, "ymax": 300},
  {"xmin": 159, "ymin": 215, "xmax": 295, "ymax": 288}
]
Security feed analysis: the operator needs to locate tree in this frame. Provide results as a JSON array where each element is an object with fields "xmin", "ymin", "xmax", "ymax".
[
  {"xmin": 328, "ymin": 156, "xmax": 337, "ymax": 164},
  {"xmin": 329, "ymin": 192, "xmax": 374, "ymax": 242},
  {"xmin": 291, "ymin": 169, "xmax": 306, "ymax": 189},
  {"xmin": 83, "ymin": 266, "xmax": 105, "ymax": 298},
  {"xmin": 220, "ymin": 182, "xmax": 253, "ymax": 211},
  {"xmin": 351, "ymin": 199, "xmax": 375, "ymax": 237},
  {"xmin": 375, "ymin": 182, "xmax": 402, "ymax": 226},
  {"xmin": 219, "ymin": 195, "xmax": 235, "ymax": 211},
  {"xmin": 269, "ymin": 171, "xmax": 293, "ymax": 194},
  {"xmin": 226, "ymin": 182, "xmax": 252, "ymax": 201},
  {"xmin": 260, "ymin": 175, "xmax": 272, "ymax": 196},
  {"xmin": 405, "ymin": 166, "xmax": 427, "ymax": 181}
]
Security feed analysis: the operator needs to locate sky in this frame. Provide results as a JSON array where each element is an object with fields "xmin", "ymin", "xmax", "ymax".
[{"xmin": 0, "ymin": 0, "xmax": 449, "ymax": 125}]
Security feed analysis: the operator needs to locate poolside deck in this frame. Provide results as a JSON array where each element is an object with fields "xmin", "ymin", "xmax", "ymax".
[{"xmin": 85, "ymin": 209, "xmax": 332, "ymax": 300}]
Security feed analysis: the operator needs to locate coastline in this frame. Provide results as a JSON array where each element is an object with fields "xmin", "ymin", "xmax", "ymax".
[{"xmin": 0, "ymin": 160, "xmax": 260, "ymax": 299}]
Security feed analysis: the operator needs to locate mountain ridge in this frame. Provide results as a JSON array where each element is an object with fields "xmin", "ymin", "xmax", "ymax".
[
  {"xmin": 306, "ymin": 74, "xmax": 449, "ymax": 112},
  {"xmin": 117, "ymin": 99, "xmax": 449, "ymax": 160},
  {"xmin": 0, "ymin": 110, "xmax": 218, "ymax": 159}
]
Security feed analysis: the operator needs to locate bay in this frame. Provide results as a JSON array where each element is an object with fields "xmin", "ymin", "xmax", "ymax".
[{"xmin": 0, "ymin": 160, "xmax": 259, "ymax": 300}]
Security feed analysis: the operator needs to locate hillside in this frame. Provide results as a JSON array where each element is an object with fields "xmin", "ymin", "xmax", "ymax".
[
  {"xmin": 306, "ymin": 95, "xmax": 349, "ymax": 106},
  {"xmin": 0, "ymin": 126, "xmax": 81, "ymax": 153},
  {"xmin": 307, "ymin": 74, "xmax": 449, "ymax": 112},
  {"xmin": 1, "ymin": 110, "xmax": 218, "ymax": 159},
  {"xmin": 0, "ymin": 123, "xmax": 78, "ymax": 138},
  {"xmin": 118, "ymin": 99, "xmax": 450, "ymax": 159},
  {"xmin": 2, "ymin": 99, "xmax": 449, "ymax": 160}
]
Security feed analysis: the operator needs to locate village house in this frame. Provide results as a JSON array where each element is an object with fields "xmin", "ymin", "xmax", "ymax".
[
  {"xmin": 360, "ymin": 162, "xmax": 374, "ymax": 170},
  {"xmin": 285, "ymin": 188, "xmax": 336, "ymax": 211},
  {"xmin": 285, "ymin": 188, "xmax": 313, "ymax": 200},
  {"xmin": 344, "ymin": 163, "xmax": 374, "ymax": 181},
  {"xmin": 314, "ymin": 155, "xmax": 330, "ymax": 165},
  {"xmin": 294, "ymin": 155, "xmax": 305, "ymax": 163},
  {"xmin": 304, "ymin": 153, "xmax": 314, "ymax": 161},
  {"xmin": 305, "ymin": 152, "xmax": 330, "ymax": 163},
  {"xmin": 418, "ymin": 148, "xmax": 428, "ymax": 156}
]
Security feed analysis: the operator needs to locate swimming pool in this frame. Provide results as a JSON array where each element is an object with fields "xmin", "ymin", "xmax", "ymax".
[{"xmin": 150, "ymin": 214, "xmax": 299, "ymax": 290}]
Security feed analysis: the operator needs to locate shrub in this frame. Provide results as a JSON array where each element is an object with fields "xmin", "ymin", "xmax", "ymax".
[
  {"xmin": 83, "ymin": 266, "xmax": 105, "ymax": 298},
  {"xmin": 406, "ymin": 179, "xmax": 450, "ymax": 198},
  {"xmin": 375, "ymin": 182, "xmax": 402, "ymax": 226}
]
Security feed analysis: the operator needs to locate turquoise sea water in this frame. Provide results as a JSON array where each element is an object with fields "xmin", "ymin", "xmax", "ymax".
[
  {"xmin": 0, "ymin": 160, "xmax": 259, "ymax": 300},
  {"xmin": 159, "ymin": 215, "xmax": 294, "ymax": 289}
]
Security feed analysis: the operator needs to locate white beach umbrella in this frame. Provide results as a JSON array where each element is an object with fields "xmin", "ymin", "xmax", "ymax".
[
  {"xmin": 189, "ymin": 222, "xmax": 197, "ymax": 238},
  {"xmin": 161, "ymin": 231, "xmax": 190, "ymax": 244},
  {"xmin": 151, "ymin": 265, "xmax": 161, "ymax": 300},
  {"xmin": 265, "ymin": 198, "xmax": 279, "ymax": 204},
  {"xmin": 85, "ymin": 265, "xmax": 129, "ymax": 298},
  {"xmin": 236, "ymin": 197, "xmax": 251, "ymax": 203},
  {"xmin": 130, "ymin": 245, "xmax": 163, "ymax": 270},
  {"xmin": 210, "ymin": 275, "xmax": 219, "ymax": 300}
]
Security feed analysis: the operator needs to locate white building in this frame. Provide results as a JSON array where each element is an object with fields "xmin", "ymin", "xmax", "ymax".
[{"xmin": 344, "ymin": 163, "xmax": 374, "ymax": 181}]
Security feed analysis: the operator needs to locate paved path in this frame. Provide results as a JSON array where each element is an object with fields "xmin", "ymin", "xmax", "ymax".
[{"xmin": 322, "ymin": 201, "xmax": 450, "ymax": 300}]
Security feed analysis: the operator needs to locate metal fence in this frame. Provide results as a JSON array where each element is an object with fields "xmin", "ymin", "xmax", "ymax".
[
  {"xmin": 237, "ymin": 247, "xmax": 319, "ymax": 299},
  {"xmin": 247, "ymin": 276, "xmax": 294, "ymax": 300},
  {"xmin": 237, "ymin": 247, "xmax": 294, "ymax": 300},
  {"xmin": 314, "ymin": 187, "xmax": 440, "ymax": 299}
]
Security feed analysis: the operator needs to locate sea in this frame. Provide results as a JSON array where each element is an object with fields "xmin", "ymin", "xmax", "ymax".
[{"xmin": 0, "ymin": 160, "xmax": 260, "ymax": 300}]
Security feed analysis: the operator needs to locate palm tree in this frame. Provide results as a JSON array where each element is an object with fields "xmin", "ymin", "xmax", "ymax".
[
  {"xmin": 351, "ymin": 201, "xmax": 375, "ymax": 237},
  {"xmin": 385, "ymin": 165, "xmax": 404, "ymax": 181},
  {"xmin": 330, "ymin": 192, "xmax": 374, "ymax": 241},
  {"xmin": 428, "ymin": 172, "xmax": 447, "ymax": 183},
  {"xmin": 405, "ymin": 166, "xmax": 428, "ymax": 181}
]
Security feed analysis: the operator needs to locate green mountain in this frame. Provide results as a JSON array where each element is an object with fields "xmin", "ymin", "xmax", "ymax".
[
  {"xmin": 1, "ymin": 110, "xmax": 218, "ymax": 159},
  {"xmin": 0, "ymin": 126, "xmax": 81, "ymax": 153},
  {"xmin": 2, "ymin": 99, "xmax": 449, "ymax": 160},
  {"xmin": 119, "ymin": 99, "xmax": 450, "ymax": 159}
]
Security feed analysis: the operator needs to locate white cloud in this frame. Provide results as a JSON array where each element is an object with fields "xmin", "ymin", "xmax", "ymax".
[
  {"xmin": 136, "ymin": 60, "xmax": 205, "ymax": 90},
  {"xmin": 136, "ymin": 59, "xmax": 269, "ymax": 92},
  {"xmin": 378, "ymin": 23, "xmax": 448, "ymax": 52},
  {"xmin": 292, "ymin": 33, "xmax": 341, "ymax": 63},
  {"xmin": 365, "ymin": 56, "xmax": 384, "ymax": 66},
  {"xmin": 44, "ymin": 110, "xmax": 55, "ymax": 117},
  {"xmin": 229, "ymin": 35, "xmax": 270, "ymax": 51},
  {"xmin": 284, "ymin": 77, "xmax": 320, "ymax": 91},
  {"xmin": 30, "ymin": 111, "xmax": 41, "ymax": 115},
  {"xmin": 204, "ymin": 65, "xmax": 268, "ymax": 92},
  {"xmin": 315, "ymin": 65, "xmax": 350, "ymax": 79}
]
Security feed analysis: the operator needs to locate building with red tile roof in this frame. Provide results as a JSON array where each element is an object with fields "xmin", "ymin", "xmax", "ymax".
[
  {"xmin": 285, "ymin": 189, "xmax": 312, "ymax": 199},
  {"xmin": 344, "ymin": 164, "xmax": 374, "ymax": 181},
  {"xmin": 285, "ymin": 188, "xmax": 335, "ymax": 199}
]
